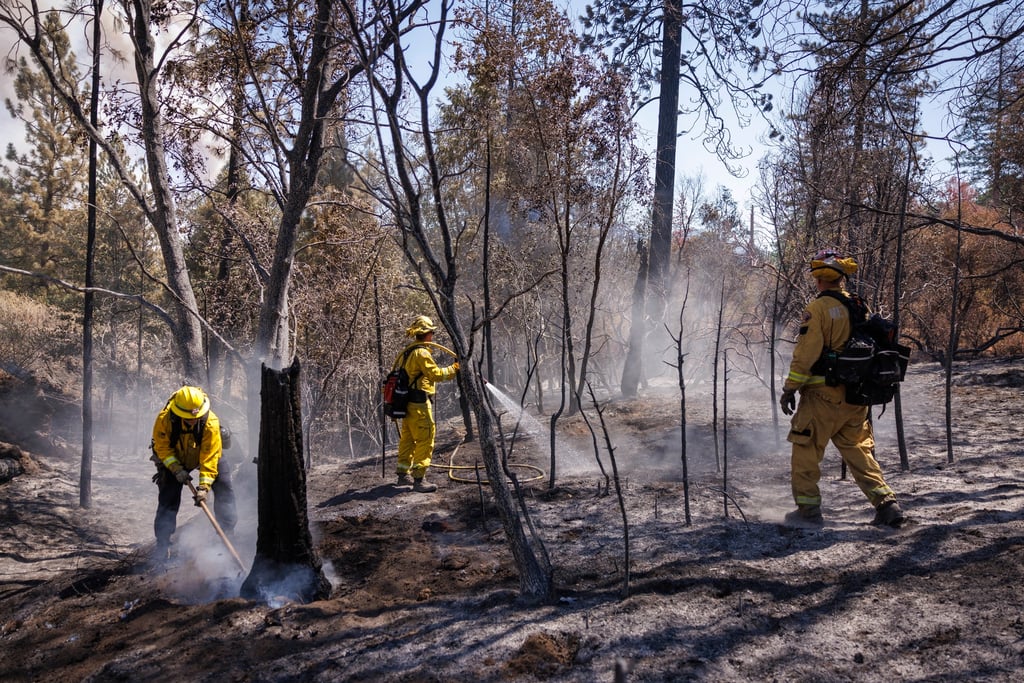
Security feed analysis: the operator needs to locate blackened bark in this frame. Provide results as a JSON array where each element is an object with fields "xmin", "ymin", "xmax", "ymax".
[
  {"xmin": 647, "ymin": 0, "xmax": 682, "ymax": 302},
  {"xmin": 240, "ymin": 359, "xmax": 331, "ymax": 603},
  {"xmin": 623, "ymin": 0, "xmax": 682, "ymax": 397},
  {"xmin": 620, "ymin": 238, "xmax": 649, "ymax": 397}
]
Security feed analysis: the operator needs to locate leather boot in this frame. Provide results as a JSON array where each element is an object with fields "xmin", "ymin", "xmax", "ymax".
[
  {"xmin": 413, "ymin": 477, "xmax": 437, "ymax": 493},
  {"xmin": 872, "ymin": 501, "xmax": 906, "ymax": 528},
  {"xmin": 784, "ymin": 505, "xmax": 823, "ymax": 526}
]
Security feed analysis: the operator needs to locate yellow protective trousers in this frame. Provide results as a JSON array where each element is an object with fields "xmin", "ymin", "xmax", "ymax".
[
  {"xmin": 397, "ymin": 400, "xmax": 436, "ymax": 479},
  {"xmin": 787, "ymin": 386, "xmax": 896, "ymax": 509}
]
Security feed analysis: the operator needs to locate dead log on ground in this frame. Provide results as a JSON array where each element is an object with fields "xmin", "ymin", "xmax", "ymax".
[{"xmin": 0, "ymin": 442, "xmax": 38, "ymax": 484}]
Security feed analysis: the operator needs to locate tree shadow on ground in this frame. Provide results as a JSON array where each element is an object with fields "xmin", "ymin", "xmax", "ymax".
[{"xmin": 316, "ymin": 484, "xmax": 407, "ymax": 508}]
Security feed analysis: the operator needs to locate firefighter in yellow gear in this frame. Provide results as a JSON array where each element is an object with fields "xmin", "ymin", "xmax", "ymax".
[
  {"xmin": 395, "ymin": 315, "xmax": 459, "ymax": 493},
  {"xmin": 780, "ymin": 250, "xmax": 905, "ymax": 528},
  {"xmin": 150, "ymin": 386, "xmax": 237, "ymax": 555}
]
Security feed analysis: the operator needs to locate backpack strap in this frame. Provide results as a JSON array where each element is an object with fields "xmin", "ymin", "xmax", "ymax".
[
  {"xmin": 393, "ymin": 343, "xmax": 425, "ymax": 369},
  {"xmin": 810, "ymin": 290, "xmax": 868, "ymax": 376},
  {"xmin": 397, "ymin": 344, "xmax": 425, "ymax": 390},
  {"xmin": 817, "ymin": 290, "xmax": 868, "ymax": 324}
]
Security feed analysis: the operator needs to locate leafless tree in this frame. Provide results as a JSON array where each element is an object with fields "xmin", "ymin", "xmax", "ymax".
[
  {"xmin": 352, "ymin": 0, "xmax": 554, "ymax": 603},
  {"xmin": 582, "ymin": 0, "xmax": 778, "ymax": 397}
]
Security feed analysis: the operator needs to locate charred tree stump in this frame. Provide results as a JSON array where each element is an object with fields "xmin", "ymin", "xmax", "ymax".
[{"xmin": 240, "ymin": 359, "xmax": 331, "ymax": 603}]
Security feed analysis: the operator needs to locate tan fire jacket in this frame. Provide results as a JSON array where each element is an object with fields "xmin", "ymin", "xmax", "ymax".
[{"xmin": 784, "ymin": 287, "xmax": 855, "ymax": 393}]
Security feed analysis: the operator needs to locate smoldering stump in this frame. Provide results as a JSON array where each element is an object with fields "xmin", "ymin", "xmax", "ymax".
[{"xmin": 240, "ymin": 358, "xmax": 331, "ymax": 603}]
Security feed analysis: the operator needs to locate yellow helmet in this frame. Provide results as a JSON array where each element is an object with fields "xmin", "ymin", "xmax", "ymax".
[
  {"xmin": 170, "ymin": 386, "xmax": 210, "ymax": 419},
  {"xmin": 810, "ymin": 248, "xmax": 858, "ymax": 281},
  {"xmin": 405, "ymin": 315, "xmax": 438, "ymax": 338}
]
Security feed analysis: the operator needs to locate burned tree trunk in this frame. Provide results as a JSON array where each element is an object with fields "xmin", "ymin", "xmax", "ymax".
[{"xmin": 240, "ymin": 359, "xmax": 331, "ymax": 603}]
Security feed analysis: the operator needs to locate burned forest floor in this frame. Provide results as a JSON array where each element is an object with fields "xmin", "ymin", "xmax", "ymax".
[{"xmin": 2, "ymin": 358, "xmax": 1024, "ymax": 682}]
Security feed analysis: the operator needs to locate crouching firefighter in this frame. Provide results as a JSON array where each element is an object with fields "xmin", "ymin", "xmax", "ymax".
[
  {"xmin": 779, "ymin": 249, "xmax": 906, "ymax": 528},
  {"xmin": 150, "ymin": 386, "xmax": 237, "ymax": 557}
]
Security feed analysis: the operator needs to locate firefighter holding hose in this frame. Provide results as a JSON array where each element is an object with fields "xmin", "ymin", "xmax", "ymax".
[
  {"xmin": 395, "ymin": 315, "xmax": 459, "ymax": 493},
  {"xmin": 150, "ymin": 385, "xmax": 238, "ymax": 559}
]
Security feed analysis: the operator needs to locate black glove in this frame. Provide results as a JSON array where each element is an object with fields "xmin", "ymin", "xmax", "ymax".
[
  {"xmin": 193, "ymin": 485, "xmax": 209, "ymax": 507},
  {"xmin": 780, "ymin": 390, "xmax": 797, "ymax": 416},
  {"xmin": 173, "ymin": 467, "xmax": 191, "ymax": 485}
]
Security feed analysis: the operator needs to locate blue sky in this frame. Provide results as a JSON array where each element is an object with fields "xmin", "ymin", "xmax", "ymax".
[{"xmin": 0, "ymin": 0, "xmax": 958, "ymax": 218}]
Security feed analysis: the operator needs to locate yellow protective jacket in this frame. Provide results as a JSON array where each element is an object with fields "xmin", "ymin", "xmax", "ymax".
[
  {"xmin": 151, "ymin": 404, "xmax": 223, "ymax": 488},
  {"xmin": 783, "ymin": 287, "xmax": 855, "ymax": 393},
  {"xmin": 402, "ymin": 344, "xmax": 457, "ymax": 400}
]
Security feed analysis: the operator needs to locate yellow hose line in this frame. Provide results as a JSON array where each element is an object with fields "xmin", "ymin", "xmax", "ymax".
[
  {"xmin": 404, "ymin": 340, "xmax": 457, "ymax": 358},
  {"xmin": 428, "ymin": 439, "xmax": 546, "ymax": 484}
]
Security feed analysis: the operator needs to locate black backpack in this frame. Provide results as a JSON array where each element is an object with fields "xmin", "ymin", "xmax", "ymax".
[
  {"xmin": 382, "ymin": 345, "xmax": 426, "ymax": 419},
  {"xmin": 818, "ymin": 291, "xmax": 911, "ymax": 406}
]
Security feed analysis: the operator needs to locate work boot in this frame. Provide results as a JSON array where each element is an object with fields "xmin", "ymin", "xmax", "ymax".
[
  {"xmin": 396, "ymin": 473, "xmax": 414, "ymax": 487},
  {"xmin": 413, "ymin": 477, "xmax": 437, "ymax": 493},
  {"xmin": 872, "ymin": 501, "xmax": 906, "ymax": 528},
  {"xmin": 149, "ymin": 541, "xmax": 171, "ymax": 570},
  {"xmin": 784, "ymin": 505, "xmax": 823, "ymax": 527}
]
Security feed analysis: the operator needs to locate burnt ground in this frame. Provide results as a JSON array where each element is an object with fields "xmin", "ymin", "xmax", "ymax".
[{"xmin": 2, "ymin": 358, "xmax": 1024, "ymax": 682}]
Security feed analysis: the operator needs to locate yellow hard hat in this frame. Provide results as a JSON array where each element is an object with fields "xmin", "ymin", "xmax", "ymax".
[
  {"xmin": 170, "ymin": 386, "xmax": 210, "ymax": 419},
  {"xmin": 810, "ymin": 248, "xmax": 858, "ymax": 281},
  {"xmin": 406, "ymin": 315, "xmax": 438, "ymax": 338}
]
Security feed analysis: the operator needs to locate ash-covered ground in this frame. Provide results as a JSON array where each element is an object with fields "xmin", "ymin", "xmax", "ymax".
[{"xmin": 2, "ymin": 358, "xmax": 1024, "ymax": 681}]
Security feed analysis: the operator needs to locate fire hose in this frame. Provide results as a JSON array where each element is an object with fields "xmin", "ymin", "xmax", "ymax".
[
  {"xmin": 432, "ymin": 439, "xmax": 545, "ymax": 484},
  {"xmin": 186, "ymin": 479, "xmax": 247, "ymax": 574},
  {"xmin": 402, "ymin": 340, "xmax": 457, "ymax": 359}
]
